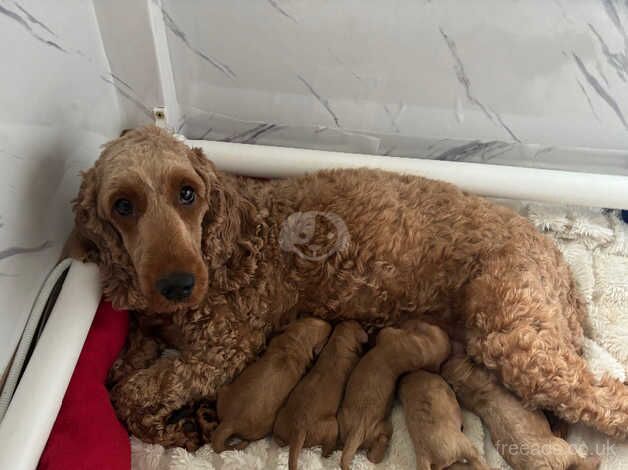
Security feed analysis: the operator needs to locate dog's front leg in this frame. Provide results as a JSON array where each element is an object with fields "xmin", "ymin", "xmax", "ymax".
[
  {"xmin": 110, "ymin": 327, "xmax": 265, "ymax": 449},
  {"xmin": 107, "ymin": 315, "xmax": 163, "ymax": 386},
  {"xmin": 110, "ymin": 355, "xmax": 218, "ymax": 449}
]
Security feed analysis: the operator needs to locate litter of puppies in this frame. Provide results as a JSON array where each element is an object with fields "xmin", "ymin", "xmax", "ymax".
[{"xmin": 190, "ymin": 316, "xmax": 601, "ymax": 470}]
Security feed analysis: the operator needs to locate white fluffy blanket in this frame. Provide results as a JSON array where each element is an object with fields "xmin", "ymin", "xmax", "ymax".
[{"xmin": 131, "ymin": 203, "xmax": 628, "ymax": 470}]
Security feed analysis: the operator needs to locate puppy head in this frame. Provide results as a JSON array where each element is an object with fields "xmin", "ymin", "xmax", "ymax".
[
  {"xmin": 72, "ymin": 126, "xmax": 218, "ymax": 312},
  {"xmin": 440, "ymin": 355, "xmax": 484, "ymax": 392},
  {"xmin": 283, "ymin": 318, "xmax": 332, "ymax": 355},
  {"xmin": 400, "ymin": 319, "xmax": 450, "ymax": 355},
  {"xmin": 334, "ymin": 320, "xmax": 369, "ymax": 347},
  {"xmin": 375, "ymin": 326, "xmax": 404, "ymax": 346}
]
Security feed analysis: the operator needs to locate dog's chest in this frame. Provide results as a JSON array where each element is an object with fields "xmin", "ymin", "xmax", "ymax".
[{"xmin": 169, "ymin": 274, "xmax": 300, "ymax": 351}]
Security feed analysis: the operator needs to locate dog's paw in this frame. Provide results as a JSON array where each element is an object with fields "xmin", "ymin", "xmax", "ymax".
[
  {"xmin": 166, "ymin": 403, "xmax": 196, "ymax": 425},
  {"xmin": 166, "ymin": 419, "xmax": 202, "ymax": 451}
]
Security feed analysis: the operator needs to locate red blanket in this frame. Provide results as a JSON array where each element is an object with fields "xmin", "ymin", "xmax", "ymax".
[{"xmin": 38, "ymin": 301, "xmax": 131, "ymax": 470}]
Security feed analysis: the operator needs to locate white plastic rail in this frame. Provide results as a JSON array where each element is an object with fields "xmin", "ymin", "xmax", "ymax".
[{"xmin": 187, "ymin": 139, "xmax": 628, "ymax": 210}]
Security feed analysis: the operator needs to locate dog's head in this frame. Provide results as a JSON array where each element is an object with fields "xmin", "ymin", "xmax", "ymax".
[{"xmin": 70, "ymin": 126, "xmax": 260, "ymax": 313}]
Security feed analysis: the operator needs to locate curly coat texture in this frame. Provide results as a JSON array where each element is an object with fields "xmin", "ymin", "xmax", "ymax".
[{"xmin": 69, "ymin": 125, "xmax": 628, "ymax": 448}]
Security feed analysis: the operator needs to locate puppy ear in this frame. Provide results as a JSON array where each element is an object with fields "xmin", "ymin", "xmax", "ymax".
[
  {"xmin": 187, "ymin": 147, "xmax": 219, "ymax": 199},
  {"xmin": 375, "ymin": 327, "xmax": 400, "ymax": 345},
  {"xmin": 355, "ymin": 326, "xmax": 368, "ymax": 344},
  {"xmin": 313, "ymin": 337, "xmax": 329, "ymax": 356}
]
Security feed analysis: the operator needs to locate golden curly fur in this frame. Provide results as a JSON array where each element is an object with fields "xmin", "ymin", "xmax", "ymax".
[{"xmin": 68, "ymin": 125, "xmax": 628, "ymax": 448}]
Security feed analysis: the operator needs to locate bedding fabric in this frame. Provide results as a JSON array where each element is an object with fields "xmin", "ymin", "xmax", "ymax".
[
  {"xmin": 125, "ymin": 203, "xmax": 627, "ymax": 470},
  {"xmin": 39, "ymin": 301, "xmax": 130, "ymax": 470}
]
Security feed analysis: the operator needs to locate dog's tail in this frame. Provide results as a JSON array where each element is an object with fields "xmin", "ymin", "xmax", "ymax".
[
  {"xmin": 211, "ymin": 422, "xmax": 249, "ymax": 453},
  {"xmin": 288, "ymin": 429, "xmax": 306, "ymax": 470},
  {"xmin": 448, "ymin": 339, "xmax": 628, "ymax": 441},
  {"xmin": 340, "ymin": 430, "xmax": 363, "ymax": 470},
  {"xmin": 529, "ymin": 349, "xmax": 628, "ymax": 441}
]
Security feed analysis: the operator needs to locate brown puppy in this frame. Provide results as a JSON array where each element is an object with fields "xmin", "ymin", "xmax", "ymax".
[
  {"xmin": 442, "ymin": 355, "xmax": 601, "ymax": 470},
  {"xmin": 338, "ymin": 321, "xmax": 450, "ymax": 470},
  {"xmin": 273, "ymin": 321, "xmax": 368, "ymax": 470},
  {"xmin": 399, "ymin": 370, "xmax": 489, "ymax": 470},
  {"xmin": 211, "ymin": 318, "xmax": 332, "ymax": 452}
]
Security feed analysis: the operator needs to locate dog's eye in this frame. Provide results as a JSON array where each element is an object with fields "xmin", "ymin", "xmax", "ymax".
[
  {"xmin": 113, "ymin": 198, "xmax": 133, "ymax": 216},
  {"xmin": 179, "ymin": 186, "xmax": 196, "ymax": 205}
]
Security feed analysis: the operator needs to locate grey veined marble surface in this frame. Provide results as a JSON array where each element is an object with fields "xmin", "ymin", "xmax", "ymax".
[
  {"xmin": 0, "ymin": 0, "xmax": 147, "ymax": 373},
  {"xmin": 161, "ymin": 0, "xmax": 628, "ymax": 175},
  {"xmin": 1, "ymin": 0, "xmax": 628, "ymax": 374}
]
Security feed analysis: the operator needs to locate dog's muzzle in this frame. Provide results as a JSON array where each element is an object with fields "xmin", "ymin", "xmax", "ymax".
[{"xmin": 156, "ymin": 272, "xmax": 196, "ymax": 301}]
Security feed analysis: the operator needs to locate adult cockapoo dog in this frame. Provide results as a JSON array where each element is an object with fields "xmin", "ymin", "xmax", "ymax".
[{"xmin": 67, "ymin": 126, "xmax": 628, "ymax": 449}]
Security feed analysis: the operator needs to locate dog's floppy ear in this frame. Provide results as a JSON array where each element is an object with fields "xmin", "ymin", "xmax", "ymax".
[
  {"xmin": 71, "ymin": 165, "xmax": 142, "ymax": 309},
  {"xmin": 60, "ymin": 228, "xmax": 98, "ymax": 261},
  {"xmin": 71, "ymin": 166, "xmax": 107, "ymax": 263},
  {"xmin": 187, "ymin": 146, "xmax": 267, "ymax": 292},
  {"xmin": 72, "ymin": 164, "xmax": 133, "ymax": 267}
]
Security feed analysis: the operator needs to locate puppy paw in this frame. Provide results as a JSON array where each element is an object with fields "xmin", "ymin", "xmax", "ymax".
[{"xmin": 196, "ymin": 400, "xmax": 218, "ymax": 442}]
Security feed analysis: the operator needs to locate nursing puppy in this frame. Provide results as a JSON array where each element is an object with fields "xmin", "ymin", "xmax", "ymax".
[
  {"xmin": 273, "ymin": 321, "xmax": 368, "ymax": 470},
  {"xmin": 442, "ymin": 355, "xmax": 601, "ymax": 470},
  {"xmin": 338, "ymin": 320, "xmax": 450, "ymax": 470},
  {"xmin": 211, "ymin": 318, "xmax": 331, "ymax": 452},
  {"xmin": 399, "ymin": 370, "xmax": 489, "ymax": 470}
]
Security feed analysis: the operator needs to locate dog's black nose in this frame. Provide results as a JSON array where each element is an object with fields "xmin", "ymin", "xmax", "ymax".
[{"xmin": 156, "ymin": 272, "xmax": 195, "ymax": 301}]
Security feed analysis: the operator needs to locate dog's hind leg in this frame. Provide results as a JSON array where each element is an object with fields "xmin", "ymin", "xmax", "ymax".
[{"xmin": 463, "ymin": 256, "xmax": 628, "ymax": 441}]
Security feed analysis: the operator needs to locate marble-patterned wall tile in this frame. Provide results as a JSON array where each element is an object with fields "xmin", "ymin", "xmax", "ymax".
[
  {"xmin": 0, "ymin": 0, "xmax": 149, "ymax": 374},
  {"xmin": 162, "ymin": 0, "xmax": 628, "ymax": 171}
]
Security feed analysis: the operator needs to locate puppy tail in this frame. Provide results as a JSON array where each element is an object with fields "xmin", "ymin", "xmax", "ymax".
[
  {"xmin": 288, "ymin": 429, "xmax": 307, "ymax": 470},
  {"xmin": 340, "ymin": 431, "xmax": 362, "ymax": 470}
]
